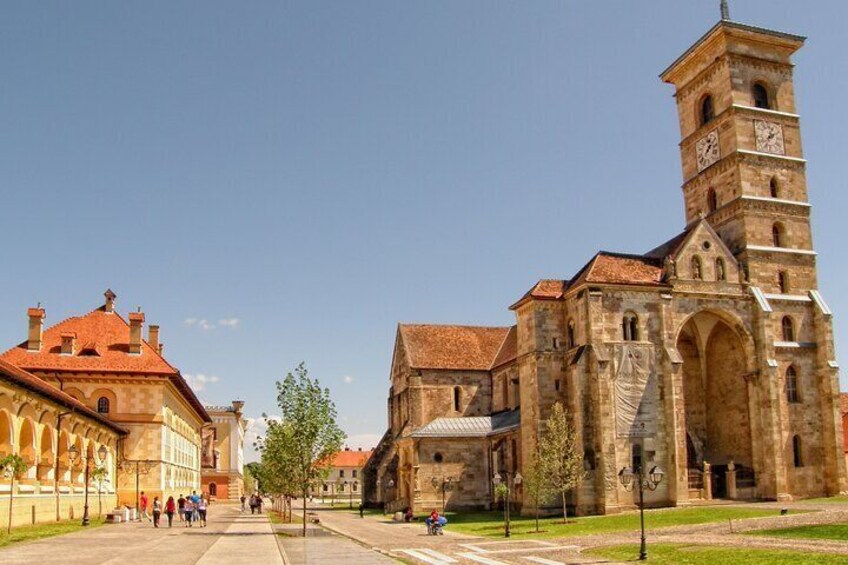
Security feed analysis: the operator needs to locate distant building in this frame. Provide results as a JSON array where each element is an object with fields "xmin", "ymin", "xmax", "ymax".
[
  {"xmin": 201, "ymin": 401, "xmax": 246, "ymax": 501},
  {"xmin": 312, "ymin": 447, "xmax": 373, "ymax": 502},
  {"xmin": 1, "ymin": 290, "xmax": 211, "ymax": 509}
]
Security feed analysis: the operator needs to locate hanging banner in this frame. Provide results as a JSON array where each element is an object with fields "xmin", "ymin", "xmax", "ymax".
[{"xmin": 613, "ymin": 343, "xmax": 658, "ymax": 438}]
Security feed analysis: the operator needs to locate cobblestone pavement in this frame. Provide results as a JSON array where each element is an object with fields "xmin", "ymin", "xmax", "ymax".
[
  {"xmin": 0, "ymin": 503, "xmax": 283, "ymax": 564},
  {"xmin": 307, "ymin": 500, "xmax": 848, "ymax": 565}
]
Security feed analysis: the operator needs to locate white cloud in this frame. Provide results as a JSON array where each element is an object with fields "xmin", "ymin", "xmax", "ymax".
[
  {"xmin": 345, "ymin": 433, "xmax": 382, "ymax": 450},
  {"xmin": 218, "ymin": 318, "xmax": 240, "ymax": 329},
  {"xmin": 184, "ymin": 373, "xmax": 220, "ymax": 392},
  {"xmin": 183, "ymin": 317, "xmax": 240, "ymax": 331},
  {"xmin": 342, "ymin": 375, "xmax": 354, "ymax": 384},
  {"xmin": 183, "ymin": 318, "xmax": 197, "ymax": 326},
  {"xmin": 198, "ymin": 319, "xmax": 215, "ymax": 331},
  {"xmin": 244, "ymin": 414, "xmax": 282, "ymax": 462}
]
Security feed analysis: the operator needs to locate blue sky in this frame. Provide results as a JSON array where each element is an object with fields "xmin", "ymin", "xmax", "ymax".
[{"xmin": 2, "ymin": 1, "xmax": 846, "ymax": 457}]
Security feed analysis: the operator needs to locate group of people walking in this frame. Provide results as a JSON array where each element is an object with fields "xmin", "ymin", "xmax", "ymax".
[
  {"xmin": 139, "ymin": 490, "xmax": 209, "ymax": 528},
  {"xmin": 240, "ymin": 492, "xmax": 264, "ymax": 514}
]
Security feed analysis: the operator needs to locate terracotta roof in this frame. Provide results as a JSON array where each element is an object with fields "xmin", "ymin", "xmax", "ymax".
[
  {"xmin": 841, "ymin": 393, "xmax": 848, "ymax": 417},
  {"xmin": 0, "ymin": 359, "xmax": 127, "ymax": 434},
  {"xmin": 399, "ymin": 324, "xmax": 511, "ymax": 371},
  {"xmin": 1, "ymin": 304, "xmax": 211, "ymax": 424},
  {"xmin": 1, "ymin": 307, "xmax": 178, "ymax": 375},
  {"xmin": 569, "ymin": 252, "xmax": 666, "ymax": 288},
  {"xmin": 491, "ymin": 326, "xmax": 517, "ymax": 369},
  {"xmin": 325, "ymin": 449, "xmax": 373, "ymax": 468}
]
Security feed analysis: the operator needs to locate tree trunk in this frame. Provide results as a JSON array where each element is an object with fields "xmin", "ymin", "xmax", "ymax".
[
  {"xmin": 535, "ymin": 491, "xmax": 540, "ymax": 532},
  {"xmin": 8, "ymin": 474, "xmax": 14, "ymax": 534},
  {"xmin": 561, "ymin": 491, "xmax": 567, "ymax": 523},
  {"xmin": 302, "ymin": 488, "xmax": 308, "ymax": 537}
]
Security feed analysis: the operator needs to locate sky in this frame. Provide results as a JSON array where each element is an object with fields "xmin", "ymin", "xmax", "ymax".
[{"xmin": 2, "ymin": 1, "xmax": 847, "ymax": 460}]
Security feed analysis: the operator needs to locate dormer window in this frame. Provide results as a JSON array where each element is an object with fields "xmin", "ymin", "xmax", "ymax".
[{"xmin": 701, "ymin": 95, "xmax": 715, "ymax": 125}]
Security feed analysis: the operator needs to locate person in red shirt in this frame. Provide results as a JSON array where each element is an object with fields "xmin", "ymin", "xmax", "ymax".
[
  {"xmin": 165, "ymin": 496, "xmax": 177, "ymax": 528},
  {"xmin": 139, "ymin": 491, "xmax": 150, "ymax": 522}
]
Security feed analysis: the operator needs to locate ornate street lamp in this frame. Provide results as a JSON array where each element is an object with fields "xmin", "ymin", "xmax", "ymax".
[
  {"xmin": 619, "ymin": 464, "xmax": 664, "ymax": 560},
  {"xmin": 69, "ymin": 443, "xmax": 109, "ymax": 526},
  {"xmin": 492, "ymin": 471, "xmax": 522, "ymax": 538},
  {"xmin": 377, "ymin": 478, "xmax": 395, "ymax": 514},
  {"xmin": 431, "ymin": 476, "xmax": 455, "ymax": 512}
]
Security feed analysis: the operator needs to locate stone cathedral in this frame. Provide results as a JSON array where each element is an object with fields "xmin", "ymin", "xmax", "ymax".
[{"xmin": 364, "ymin": 8, "xmax": 847, "ymax": 516}]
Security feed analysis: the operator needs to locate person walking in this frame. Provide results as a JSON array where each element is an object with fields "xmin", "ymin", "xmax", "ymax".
[
  {"xmin": 256, "ymin": 493, "xmax": 263, "ymax": 514},
  {"xmin": 152, "ymin": 496, "xmax": 162, "ymax": 528},
  {"xmin": 197, "ymin": 495, "xmax": 208, "ymax": 528},
  {"xmin": 139, "ymin": 491, "xmax": 150, "ymax": 522},
  {"xmin": 249, "ymin": 494, "xmax": 256, "ymax": 515},
  {"xmin": 183, "ymin": 499, "xmax": 194, "ymax": 527},
  {"xmin": 189, "ymin": 490, "xmax": 201, "ymax": 524},
  {"xmin": 240, "ymin": 494, "xmax": 246, "ymax": 513},
  {"xmin": 165, "ymin": 496, "xmax": 176, "ymax": 528},
  {"xmin": 177, "ymin": 494, "xmax": 186, "ymax": 523}
]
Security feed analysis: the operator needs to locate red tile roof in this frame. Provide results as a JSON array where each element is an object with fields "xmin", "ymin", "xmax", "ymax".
[
  {"xmin": 1, "ymin": 304, "xmax": 211, "ymax": 423},
  {"xmin": 569, "ymin": 252, "xmax": 666, "ymax": 288},
  {"xmin": 2, "ymin": 307, "xmax": 178, "ymax": 375},
  {"xmin": 510, "ymin": 279, "xmax": 568, "ymax": 309},
  {"xmin": 491, "ymin": 326, "xmax": 517, "ymax": 369},
  {"xmin": 399, "ymin": 324, "xmax": 511, "ymax": 371},
  {"xmin": 327, "ymin": 449, "xmax": 374, "ymax": 468},
  {"xmin": 0, "ymin": 358, "xmax": 127, "ymax": 434}
]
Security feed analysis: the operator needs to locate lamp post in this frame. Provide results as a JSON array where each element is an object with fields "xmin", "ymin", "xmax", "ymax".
[
  {"xmin": 430, "ymin": 476, "xmax": 454, "ymax": 512},
  {"xmin": 117, "ymin": 459, "xmax": 155, "ymax": 520},
  {"xmin": 377, "ymin": 478, "xmax": 394, "ymax": 514},
  {"xmin": 68, "ymin": 444, "xmax": 108, "ymax": 526},
  {"xmin": 618, "ymin": 464, "xmax": 664, "ymax": 561},
  {"xmin": 492, "ymin": 471, "xmax": 522, "ymax": 538}
]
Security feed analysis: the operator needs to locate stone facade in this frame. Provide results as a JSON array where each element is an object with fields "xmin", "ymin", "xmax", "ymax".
[
  {"xmin": 201, "ymin": 401, "xmax": 247, "ymax": 501},
  {"xmin": 365, "ymin": 15, "xmax": 847, "ymax": 516},
  {"xmin": 310, "ymin": 448, "xmax": 372, "ymax": 505}
]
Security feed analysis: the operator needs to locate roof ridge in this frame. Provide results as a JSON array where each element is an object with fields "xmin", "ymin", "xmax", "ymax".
[
  {"xmin": 399, "ymin": 322, "xmax": 511, "ymax": 330},
  {"xmin": 490, "ymin": 326, "xmax": 517, "ymax": 370}
]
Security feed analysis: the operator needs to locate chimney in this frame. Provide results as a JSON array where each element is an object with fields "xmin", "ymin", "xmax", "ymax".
[
  {"xmin": 128, "ymin": 310, "xmax": 145, "ymax": 355},
  {"xmin": 148, "ymin": 325, "xmax": 160, "ymax": 352},
  {"xmin": 232, "ymin": 400, "xmax": 245, "ymax": 415},
  {"xmin": 60, "ymin": 332, "xmax": 76, "ymax": 355},
  {"xmin": 104, "ymin": 289, "xmax": 117, "ymax": 313},
  {"xmin": 27, "ymin": 307, "xmax": 45, "ymax": 351},
  {"xmin": 158, "ymin": 343, "xmax": 165, "ymax": 355}
]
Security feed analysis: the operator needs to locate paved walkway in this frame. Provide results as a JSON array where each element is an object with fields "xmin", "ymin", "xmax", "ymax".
[{"xmin": 0, "ymin": 503, "xmax": 283, "ymax": 564}]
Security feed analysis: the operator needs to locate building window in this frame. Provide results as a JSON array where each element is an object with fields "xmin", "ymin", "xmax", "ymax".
[
  {"xmin": 691, "ymin": 256, "xmax": 703, "ymax": 280},
  {"xmin": 209, "ymin": 482, "xmax": 217, "ymax": 497},
  {"xmin": 707, "ymin": 188, "xmax": 718, "ymax": 213},
  {"xmin": 770, "ymin": 177, "xmax": 780, "ymax": 198},
  {"xmin": 567, "ymin": 321, "xmax": 575, "ymax": 349},
  {"xmin": 781, "ymin": 316, "xmax": 795, "ymax": 342},
  {"xmin": 323, "ymin": 483, "xmax": 328, "ymax": 492},
  {"xmin": 453, "ymin": 386, "xmax": 462, "ymax": 412},
  {"xmin": 753, "ymin": 83, "xmax": 771, "ymax": 109},
  {"xmin": 501, "ymin": 375, "xmax": 509, "ymax": 409},
  {"xmin": 701, "ymin": 94, "xmax": 715, "ymax": 125},
  {"xmin": 778, "ymin": 271, "xmax": 789, "ymax": 294},
  {"xmin": 352, "ymin": 469, "xmax": 357, "ymax": 478},
  {"xmin": 555, "ymin": 379, "xmax": 561, "ymax": 392},
  {"xmin": 352, "ymin": 482, "xmax": 358, "ymax": 492},
  {"xmin": 786, "ymin": 366, "xmax": 800, "ymax": 403},
  {"xmin": 772, "ymin": 223, "xmax": 785, "ymax": 247},
  {"xmin": 792, "ymin": 435, "xmax": 803, "ymax": 467},
  {"xmin": 715, "ymin": 258, "xmax": 726, "ymax": 281},
  {"xmin": 622, "ymin": 313, "xmax": 639, "ymax": 341},
  {"xmin": 552, "ymin": 337, "xmax": 559, "ymax": 350},
  {"xmin": 97, "ymin": 397, "xmax": 110, "ymax": 414},
  {"xmin": 339, "ymin": 470, "xmax": 345, "ymax": 478},
  {"xmin": 631, "ymin": 443, "xmax": 643, "ymax": 472}
]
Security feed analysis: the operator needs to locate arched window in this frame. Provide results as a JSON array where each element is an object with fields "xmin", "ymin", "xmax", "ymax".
[
  {"xmin": 792, "ymin": 435, "xmax": 803, "ymax": 467},
  {"xmin": 453, "ymin": 386, "xmax": 461, "ymax": 412},
  {"xmin": 786, "ymin": 366, "xmax": 799, "ymax": 403},
  {"xmin": 622, "ymin": 313, "xmax": 639, "ymax": 341},
  {"xmin": 753, "ymin": 83, "xmax": 770, "ymax": 109},
  {"xmin": 715, "ymin": 258, "xmax": 726, "ymax": 281},
  {"xmin": 691, "ymin": 256, "xmax": 703, "ymax": 280},
  {"xmin": 701, "ymin": 95, "xmax": 715, "ymax": 125},
  {"xmin": 772, "ymin": 223, "xmax": 785, "ymax": 247},
  {"xmin": 778, "ymin": 271, "xmax": 789, "ymax": 294},
  {"xmin": 707, "ymin": 188, "xmax": 718, "ymax": 213},
  {"xmin": 567, "ymin": 321, "xmax": 575, "ymax": 349},
  {"xmin": 631, "ymin": 443, "xmax": 643, "ymax": 472},
  {"xmin": 769, "ymin": 177, "xmax": 780, "ymax": 198},
  {"xmin": 97, "ymin": 397, "xmax": 110, "ymax": 414},
  {"xmin": 209, "ymin": 482, "xmax": 217, "ymax": 497},
  {"xmin": 781, "ymin": 316, "xmax": 795, "ymax": 342}
]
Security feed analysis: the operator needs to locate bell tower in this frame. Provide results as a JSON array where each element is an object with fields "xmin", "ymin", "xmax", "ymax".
[{"xmin": 660, "ymin": 6, "xmax": 816, "ymax": 294}]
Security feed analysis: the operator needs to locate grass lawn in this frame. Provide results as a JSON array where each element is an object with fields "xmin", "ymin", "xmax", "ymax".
[
  {"xmin": 588, "ymin": 543, "xmax": 848, "ymax": 564},
  {"xmin": 0, "ymin": 518, "xmax": 105, "ymax": 548},
  {"xmin": 799, "ymin": 496, "xmax": 848, "ymax": 505},
  {"xmin": 445, "ymin": 507, "xmax": 795, "ymax": 539},
  {"xmin": 752, "ymin": 523, "xmax": 848, "ymax": 541}
]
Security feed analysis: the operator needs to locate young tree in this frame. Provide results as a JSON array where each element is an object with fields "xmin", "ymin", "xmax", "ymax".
[
  {"xmin": 257, "ymin": 363, "xmax": 345, "ymax": 536},
  {"xmin": 91, "ymin": 465, "xmax": 109, "ymax": 518},
  {"xmin": 537, "ymin": 402, "xmax": 583, "ymax": 523},
  {"xmin": 522, "ymin": 446, "xmax": 555, "ymax": 532},
  {"xmin": 0, "ymin": 454, "xmax": 27, "ymax": 534}
]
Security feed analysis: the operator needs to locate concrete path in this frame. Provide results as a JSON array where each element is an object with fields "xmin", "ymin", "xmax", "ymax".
[
  {"xmin": 277, "ymin": 527, "xmax": 396, "ymax": 564},
  {"xmin": 0, "ymin": 503, "xmax": 284, "ymax": 564}
]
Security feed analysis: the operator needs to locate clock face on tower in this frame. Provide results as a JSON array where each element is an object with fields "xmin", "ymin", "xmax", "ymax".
[
  {"xmin": 695, "ymin": 130, "xmax": 720, "ymax": 172},
  {"xmin": 754, "ymin": 120, "xmax": 785, "ymax": 155}
]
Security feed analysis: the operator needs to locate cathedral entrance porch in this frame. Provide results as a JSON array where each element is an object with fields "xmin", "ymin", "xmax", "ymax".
[{"xmin": 677, "ymin": 311, "xmax": 757, "ymax": 501}]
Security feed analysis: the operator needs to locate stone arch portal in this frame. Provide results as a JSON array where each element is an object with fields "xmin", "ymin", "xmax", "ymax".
[{"xmin": 676, "ymin": 310, "xmax": 755, "ymax": 498}]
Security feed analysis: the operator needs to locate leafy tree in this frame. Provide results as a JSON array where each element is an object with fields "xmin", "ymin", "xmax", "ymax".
[
  {"xmin": 522, "ymin": 445, "xmax": 555, "ymax": 532},
  {"xmin": 0, "ymin": 454, "xmax": 27, "ymax": 534},
  {"xmin": 244, "ymin": 461, "xmax": 261, "ymax": 493},
  {"xmin": 91, "ymin": 465, "xmax": 109, "ymax": 518},
  {"xmin": 537, "ymin": 402, "xmax": 583, "ymax": 522},
  {"xmin": 256, "ymin": 363, "xmax": 345, "ymax": 535}
]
